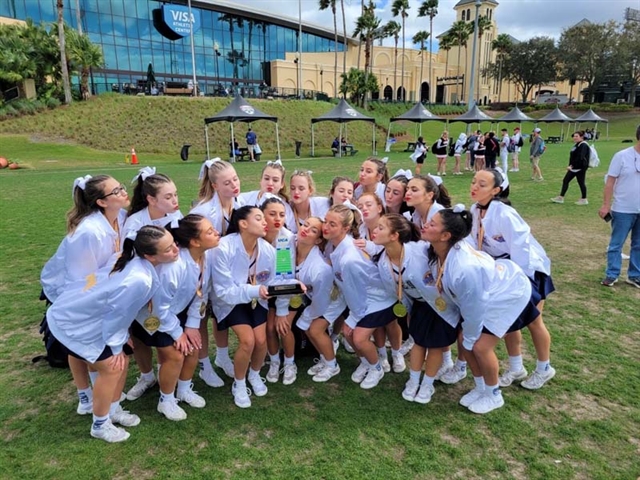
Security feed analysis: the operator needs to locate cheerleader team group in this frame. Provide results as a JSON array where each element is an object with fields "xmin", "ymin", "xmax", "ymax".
[{"xmin": 41, "ymin": 155, "xmax": 556, "ymax": 443}]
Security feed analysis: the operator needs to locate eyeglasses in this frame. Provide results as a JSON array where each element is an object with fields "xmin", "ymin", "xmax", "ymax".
[{"xmin": 101, "ymin": 184, "xmax": 127, "ymax": 199}]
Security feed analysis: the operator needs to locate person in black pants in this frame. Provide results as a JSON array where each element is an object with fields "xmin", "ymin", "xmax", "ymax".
[
  {"xmin": 484, "ymin": 132, "xmax": 500, "ymax": 170},
  {"xmin": 550, "ymin": 130, "xmax": 590, "ymax": 205}
]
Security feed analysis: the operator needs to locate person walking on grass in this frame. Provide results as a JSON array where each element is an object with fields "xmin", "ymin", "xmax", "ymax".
[
  {"xmin": 599, "ymin": 124, "xmax": 640, "ymax": 288},
  {"xmin": 529, "ymin": 128, "xmax": 544, "ymax": 182},
  {"xmin": 550, "ymin": 131, "xmax": 590, "ymax": 206},
  {"xmin": 246, "ymin": 127, "xmax": 258, "ymax": 162}
]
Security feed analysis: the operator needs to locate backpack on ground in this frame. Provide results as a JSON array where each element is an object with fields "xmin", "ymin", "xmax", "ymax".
[
  {"xmin": 517, "ymin": 136, "xmax": 524, "ymax": 147},
  {"xmin": 588, "ymin": 143, "xmax": 600, "ymax": 168},
  {"xmin": 537, "ymin": 139, "xmax": 546, "ymax": 156},
  {"xmin": 448, "ymin": 142, "xmax": 456, "ymax": 157},
  {"xmin": 32, "ymin": 292, "xmax": 69, "ymax": 369}
]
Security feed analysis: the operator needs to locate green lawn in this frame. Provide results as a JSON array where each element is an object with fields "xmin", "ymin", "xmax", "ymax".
[{"xmin": 0, "ymin": 133, "xmax": 639, "ymax": 480}]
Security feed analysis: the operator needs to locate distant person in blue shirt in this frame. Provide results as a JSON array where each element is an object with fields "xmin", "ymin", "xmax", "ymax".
[
  {"xmin": 331, "ymin": 137, "xmax": 340, "ymax": 156},
  {"xmin": 246, "ymin": 128, "xmax": 257, "ymax": 162}
]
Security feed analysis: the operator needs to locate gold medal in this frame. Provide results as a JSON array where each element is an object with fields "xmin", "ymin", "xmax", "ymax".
[
  {"xmin": 199, "ymin": 301, "xmax": 207, "ymax": 318},
  {"xmin": 393, "ymin": 302, "xmax": 407, "ymax": 318},
  {"xmin": 143, "ymin": 316, "xmax": 160, "ymax": 332},
  {"xmin": 289, "ymin": 295, "xmax": 303, "ymax": 309},
  {"xmin": 251, "ymin": 299, "xmax": 258, "ymax": 310},
  {"xmin": 435, "ymin": 296, "xmax": 447, "ymax": 312}
]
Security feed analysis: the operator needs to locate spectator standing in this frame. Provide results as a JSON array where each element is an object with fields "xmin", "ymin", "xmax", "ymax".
[
  {"xmin": 499, "ymin": 128, "xmax": 510, "ymax": 172},
  {"xmin": 599, "ymin": 125, "xmax": 640, "ymax": 288},
  {"xmin": 550, "ymin": 131, "xmax": 590, "ymax": 205},
  {"xmin": 246, "ymin": 127, "xmax": 258, "ymax": 162},
  {"xmin": 509, "ymin": 127, "xmax": 522, "ymax": 172},
  {"xmin": 465, "ymin": 130, "xmax": 479, "ymax": 171},
  {"xmin": 484, "ymin": 132, "xmax": 500, "ymax": 170},
  {"xmin": 453, "ymin": 133, "xmax": 466, "ymax": 175},
  {"xmin": 529, "ymin": 128, "xmax": 544, "ymax": 182},
  {"xmin": 434, "ymin": 131, "xmax": 450, "ymax": 176},
  {"xmin": 473, "ymin": 133, "xmax": 486, "ymax": 172}
]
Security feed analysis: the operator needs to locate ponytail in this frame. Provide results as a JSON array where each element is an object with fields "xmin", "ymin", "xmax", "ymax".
[
  {"xmin": 66, "ymin": 175, "xmax": 111, "ymax": 233},
  {"xmin": 166, "ymin": 214, "xmax": 204, "ymax": 248},
  {"xmin": 111, "ymin": 225, "xmax": 167, "ymax": 273},
  {"xmin": 227, "ymin": 205, "xmax": 259, "ymax": 235},
  {"xmin": 128, "ymin": 172, "xmax": 173, "ymax": 216},
  {"xmin": 426, "ymin": 206, "xmax": 472, "ymax": 265}
]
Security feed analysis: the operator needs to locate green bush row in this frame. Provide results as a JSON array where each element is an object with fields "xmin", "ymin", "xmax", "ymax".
[{"xmin": 0, "ymin": 97, "xmax": 60, "ymax": 121}]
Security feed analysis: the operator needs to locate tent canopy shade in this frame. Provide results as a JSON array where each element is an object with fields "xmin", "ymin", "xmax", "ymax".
[
  {"xmin": 536, "ymin": 107, "xmax": 574, "ymax": 123},
  {"xmin": 311, "ymin": 98, "xmax": 375, "ymax": 124},
  {"xmin": 497, "ymin": 106, "xmax": 534, "ymax": 122},
  {"xmin": 204, "ymin": 95, "xmax": 277, "ymax": 124},
  {"xmin": 450, "ymin": 104, "xmax": 495, "ymax": 124},
  {"xmin": 389, "ymin": 102, "xmax": 444, "ymax": 123},
  {"xmin": 573, "ymin": 108, "xmax": 608, "ymax": 123}
]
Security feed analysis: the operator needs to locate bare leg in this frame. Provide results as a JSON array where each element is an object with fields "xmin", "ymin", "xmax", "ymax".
[
  {"xmin": 424, "ymin": 347, "xmax": 444, "ymax": 377},
  {"xmin": 471, "ymin": 334, "xmax": 501, "ymax": 385},
  {"xmin": 266, "ymin": 308, "xmax": 279, "ymax": 356},
  {"xmin": 92, "ymin": 359, "xmax": 123, "ymax": 417},
  {"xmin": 409, "ymin": 345, "xmax": 427, "ymax": 372},
  {"xmin": 353, "ymin": 326, "xmax": 378, "ymax": 364},
  {"xmin": 230, "ymin": 325, "xmax": 255, "ymax": 379},
  {"xmin": 307, "ymin": 318, "xmax": 335, "ymax": 361},
  {"xmin": 251, "ymin": 323, "xmax": 268, "ymax": 371},
  {"xmin": 156, "ymin": 346, "xmax": 184, "ymax": 395},
  {"xmin": 69, "ymin": 356, "xmax": 90, "ymax": 390},
  {"xmin": 384, "ymin": 320, "xmax": 402, "ymax": 351},
  {"xmin": 131, "ymin": 337, "xmax": 153, "ymax": 374}
]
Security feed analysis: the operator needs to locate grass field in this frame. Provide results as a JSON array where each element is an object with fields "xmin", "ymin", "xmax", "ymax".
[{"xmin": 1, "ymin": 124, "xmax": 639, "ymax": 479}]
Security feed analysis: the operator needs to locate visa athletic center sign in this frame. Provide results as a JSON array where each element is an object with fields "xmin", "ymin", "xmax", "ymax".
[{"xmin": 161, "ymin": 4, "xmax": 201, "ymax": 38}]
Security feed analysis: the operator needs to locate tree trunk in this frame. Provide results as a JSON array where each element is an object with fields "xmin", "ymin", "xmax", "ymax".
[
  {"xmin": 74, "ymin": 0, "xmax": 82, "ymax": 34},
  {"xmin": 393, "ymin": 39, "xmax": 398, "ymax": 101},
  {"xmin": 57, "ymin": 0, "xmax": 72, "ymax": 105},
  {"xmin": 333, "ymin": 9, "xmax": 338, "ymax": 97},
  {"xmin": 456, "ymin": 43, "xmax": 461, "ymax": 102},
  {"xmin": 497, "ymin": 57, "xmax": 503, "ymax": 103},
  {"xmin": 341, "ymin": 0, "xmax": 347, "ymax": 79},
  {"xmin": 419, "ymin": 42, "xmax": 424, "ymax": 102},
  {"xmin": 428, "ymin": 17, "xmax": 433, "ymax": 104},
  {"xmin": 476, "ymin": 34, "xmax": 482, "ymax": 103},
  {"xmin": 463, "ymin": 45, "xmax": 468, "ymax": 102},
  {"xmin": 400, "ymin": 17, "xmax": 405, "ymax": 101}
]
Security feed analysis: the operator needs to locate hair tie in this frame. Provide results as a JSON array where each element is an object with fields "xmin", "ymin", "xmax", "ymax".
[
  {"xmin": 72, "ymin": 175, "xmax": 92, "ymax": 199},
  {"xmin": 392, "ymin": 169, "xmax": 413, "ymax": 180},
  {"xmin": 266, "ymin": 159, "xmax": 283, "ymax": 167},
  {"xmin": 198, "ymin": 158, "xmax": 223, "ymax": 180},
  {"xmin": 452, "ymin": 203, "xmax": 466, "ymax": 213},
  {"xmin": 428, "ymin": 174, "xmax": 443, "ymax": 186},
  {"xmin": 125, "ymin": 230, "xmax": 138, "ymax": 241},
  {"xmin": 131, "ymin": 166, "xmax": 156, "ymax": 184},
  {"xmin": 292, "ymin": 169, "xmax": 313, "ymax": 176},
  {"xmin": 258, "ymin": 192, "xmax": 283, "ymax": 207}
]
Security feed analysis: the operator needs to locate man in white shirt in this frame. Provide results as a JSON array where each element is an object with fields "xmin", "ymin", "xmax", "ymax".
[
  {"xmin": 499, "ymin": 128, "xmax": 510, "ymax": 172},
  {"xmin": 509, "ymin": 127, "xmax": 522, "ymax": 172},
  {"xmin": 598, "ymin": 125, "xmax": 640, "ymax": 288}
]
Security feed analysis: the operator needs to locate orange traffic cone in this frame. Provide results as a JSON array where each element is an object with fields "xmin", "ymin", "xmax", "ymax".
[{"xmin": 131, "ymin": 147, "xmax": 138, "ymax": 165}]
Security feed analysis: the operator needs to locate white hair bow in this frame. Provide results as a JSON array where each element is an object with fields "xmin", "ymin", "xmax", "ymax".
[
  {"xmin": 342, "ymin": 199, "xmax": 364, "ymax": 220},
  {"xmin": 452, "ymin": 203, "xmax": 466, "ymax": 213},
  {"xmin": 258, "ymin": 192, "xmax": 283, "ymax": 207},
  {"xmin": 131, "ymin": 166, "xmax": 156, "ymax": 184},
  {"xmin": 72, "ymin": 175, "xmax": 92, "ymax": 199},
  {"xmin": 392, "ymin": 169, "xmax": 413, "ymax": 180},
  {"xmin": 428, "ymin": 173, "xmax": 443, "ymax": 186},
  {"xmin": 125, "ymin": 230, "xmax": 138, "ymax": 241},
  {"xmin": 198, "ymin": 158, "xmax": 223, "ymax": 180},
  {"xmin": 381, "ymin": 157, "xmax": 389, "ymax": 164},
  {"xmin": 266, "ymin": 159, "xmax": 283, "ymax": 167},
  {"xmin": 293, "ymin": 169, "xmax": 313, "ymax": 176},
  {"xmin": 170, "ymin": 218, "xmax": 180, "ymax": 229}
]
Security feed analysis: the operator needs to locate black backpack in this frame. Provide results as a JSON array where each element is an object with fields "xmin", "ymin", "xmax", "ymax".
[
  {"xmin": 448, "ymin": 142, "xmax": 456, "ymax": 157},
  {"xmin": 517, "ymin": 136, "xmax": 524, "ymax": 147},
  {"xmin": 32, "ymin": 292, "xmax": 69, "ymax": 369}
]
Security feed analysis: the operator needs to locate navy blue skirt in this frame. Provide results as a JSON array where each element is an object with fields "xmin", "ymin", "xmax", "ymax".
[
  {"xmin": 130, "ymin": 307, "xmax": 189, "ymax": 348},
  {"xmin": 218, "ymin": 303, "xmax": 268, "ymax": 330},
  {"xmin": 530, "ymin": 271, "xmax": 555, "ymax": 302},
  {"xmin": 357, "ymin": 305, "xmax": 396, "ymax": 329},
  {"xmin": 409, "ymin": 300, "xmax": 458, "ymax": 349},
  {"xmin": 481, "ymin": 300, "xmax": 540, "ymax": 337},
  {"xmin": 68, "ymin": 343, "xmax": 134, "ymax": 363}
]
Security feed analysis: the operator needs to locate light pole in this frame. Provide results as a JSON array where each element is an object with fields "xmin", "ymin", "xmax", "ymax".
[
  {"xmin": 187, "ymin": 0, "xmax": 198, "ymax": 96},
  {"xmin": 298, "ymin": 0, "xmax": 303, "ymax": 99},
  {"xmin": 467, "ymin": 0, "xmax": 481, "ymax": 110},
  {"xmin": 214, "ymin": 41, "xmax": 221, "ymax": 93}
]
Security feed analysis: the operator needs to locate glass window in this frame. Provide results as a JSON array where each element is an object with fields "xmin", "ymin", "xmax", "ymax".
[
  {"xmin": 100, "ymin": 14, "xmax": 114, "ymax": 36},
  {"xmin": 116, "ymin": 45, "xmax": 130, "ymax": 71},
  {"xmin": 111, "ymin": 0, "xmax": 125, "ymax": 17},
  {"xmin": 84, "ymin": 11, "xmax": 100, "ymax": 34},
  {"xmin": 112, "ymin": 16, "xmax": 127, "ymax": 37},
  {"xmin": 125, "ymin": 16, "xmax": 139, "ymax": 38},
  {"xmin": 25, "ymin": 1, "xmax": 40, "ymax": 20},
  {"xmin": 84, "ymin": 0, "xmax": 99, "ymax": 13}
]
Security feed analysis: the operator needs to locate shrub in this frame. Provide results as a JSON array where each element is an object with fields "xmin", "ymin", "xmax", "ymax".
[{"xmin": 46, "ymin": 97, "xmax": 61, "ymax": 109}]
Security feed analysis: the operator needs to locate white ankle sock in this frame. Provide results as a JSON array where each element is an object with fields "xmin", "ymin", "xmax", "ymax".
[
  {"xmin": 177, "ymin": 379, "xmax": 191, "ymax": 395},
  {"xmin": 508, "ymin": 355, "xmax": 524, "ymax": 372},
  {"xmin": 141, "ymin": 369, "xmax": 156, "ymax": 381},
  {"xmin": 536, "ymin": 360, "xmax": 550, "ymax": 373},
  {"xmin": 442, "ymin": 350, "xmax": 452, "ymax": 364},
  {"xmin": 283, "ymin": 356, "xmax": 295, "ymax": 366}
]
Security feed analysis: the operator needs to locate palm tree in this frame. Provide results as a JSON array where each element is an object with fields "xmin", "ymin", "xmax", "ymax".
[
  {"xmin": 391, "ymin": 0, "xmax": 410, "ymax": 101},
  {"xmin": 440, "ymin": 32, "xmax": 454, "ymax": 77},
  {"xmin": 491, "ymin": 33, "xmax": 512, "ymax": 102},
  {"xmin": 412, "ymin": 30, "xmax": 429, "ymax": 102},
  {"xmin": 57, "ymin": 0, "xmax": 71, "ymax": 104},
  {"xmin": 418, "ymin": 0, "xmax": 438, "ymax": 103},
  {"xmin": 219, "ymin": 14, "xmax": 235, "ymax": 81},
  {"xmin": 66, "ymin": 30, "xmax": 104, "ymax": 99},
  {"xmin": 74, "ymin": 0, "xmax": 82, "ymax": 34},
  {"xmin": 384, "ymin": 20, "xmax": 401, "ymax": 101},
  {"xmin": 353, "ymin": 1, "xmax": 380, "ymax": 106},
  {"xmin": 319, "ymin": 0, "xmax": 338, "ymax": 97},
  {"xmin": 449, "ymin": 20, "xmax": 471, "ymax": 102},
  {"xmin": 475, "ymin": 15, "xmax": 492, "ymax": 102},
  {"xmin": 340, "ymin": 0, "xmax": 347, "ymax": 79}
]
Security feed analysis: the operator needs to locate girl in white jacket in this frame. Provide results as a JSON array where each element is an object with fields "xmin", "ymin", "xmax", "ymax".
[{"xmin": 47, "ymin": 225, "xmax": 179, "ymax": 442}]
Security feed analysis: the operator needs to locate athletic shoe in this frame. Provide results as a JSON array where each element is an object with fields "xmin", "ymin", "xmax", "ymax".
[
  {"xmin": 360, "ymin": 365, "xmax": 384, "ymax": 389},
  {"xmin": 391, "ymin": 352, "xmax": 406, "ymax": 373},
  {"xmin": 600, "ymin": 277, "xmax": 618, "ymax": 287},
  {"xmin": 307, "ymin": 358, "xmax": 325, "ymax": 376},
  {"xmin": 312, "ymin": 364, "xmax": 341, "ymax": 383},
  {"xmin": 401, "ymin": 378, "xmax": 419, "ymax": 402},
  {"xmin": 508, "ymin": 168, "xmax": 516, "ymax": 172},
  {"xmin": 342, "ymin": 337, "xmax": 355, "ymax": 354},
  {"xmin": 521, "ymin": 366, "xmax": 556, "ymax": 390},
  {"xmin": 176, "ymin": 384, "xmax": 206, "ymax": 408},
  {"xmin": 625, "ymin": 277, "xmax": 640, "ymax": 289},
  {"xmin": 434, "ymin": 358, "xmax": 454, "ymax": 381},
  {"xmin": 199, "ymin": 369, "xmax": 224, "ymax": 388},
  {"xmin": 439, "ymin": 365, "xmax": 467, "ymax": 385},
  {"xmin": 282, "ymin": 364, "xmax": 298, "ymax": 386},
  {"xmin": 441, "ymin": 172, "xmax": 447, "ymax": 176},
  {"xmin": 550, "ymin": 196, "xmax": 564, "ymax": 204},
  {"xmin": 215, "ymin": 356, "xmax": 235, "ymax": 378},
  {"xmin": 157, "ymin": 397, "xmax": 187, "ymax": 421},
  {"xmin": 468, "ymin": 390, "xmax": 505, "ymax": 414},
  {"xmin": 575, "ymin": 199, "xmax": 589, "ymax": 205},
  {"xmin": 332, "ymin": 338, "xmax": 340, "ymax": 354},
  {"xmin": 459, "ymin": 387, "xmax": 485, "ymax": 408},
  {"xmin": 414, "ymin": 383, "xmax": 435, "ymax": 405},
  {"xmin": 90, "ymin": 420, "xmax": 130, "ymax": 443},
  {"xmin": 125, "ymin": 376, "xmax": 157, "ymax": 401},
  {"xmin": 266, "ymin": 362, "xmax": 281, "ymax": 383},
  {"xmin": 77, "ymin": 399, "xmax": 92, "ymax": 415},
  {"xmin": 120, "ymin": 392, "xmax": 126, "ymax": 403},
  {"xmin": 498, "ymin": 368, "xmax": 528, "ymax": 387},
  {"xmin": 248, "ymin": 374, "xmax": 268, "ymax": 397},
  {"xmin": 379, "ymin": 356, "xmax": 391, "ymax": 373},
  {"xmin": 513, "ymin": 169, "xmax": 520, "ymax": 172},
  {"xmin": 351, "ymin": 362, "xmax": 369, "ymax": 383},
  {"xmin": 110, "ymin": 405, "xmax": 140, "ymax": 427},
  {"xmin": 232, "ymin": 382, "xmax": 251, "ymax": 408},
  {"xmin": 398, "ymin": 336, "xmax": 414, "ymax": 356}
]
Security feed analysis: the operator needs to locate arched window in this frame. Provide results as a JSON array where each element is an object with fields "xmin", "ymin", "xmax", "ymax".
[
  {"xmin": 467, "ymin": 9, "xmax": 470, "ymax": 21},
  {"xmin": 462, "ymin": 10, "xmax": 466, "ymax": 21}
]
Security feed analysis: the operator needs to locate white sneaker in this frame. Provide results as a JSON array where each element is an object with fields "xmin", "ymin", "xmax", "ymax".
[
  {"xmin": 232, "ymin": 382, "xmax": 252, "ymax": 408},
  {"xmin": 459, "ymin": 387, "xmax": 485, "ymax": 408},
  {"xmin": 266, "ymin": 362, "xmax": 281, "ymax": 383},
  {"xmin": 398, "ymin": 336, "xmax": 414, "ymax": 356},
  {"xmin": 125, "ymin": 375, "xmax": 157, "ymax": 401},
  {"xmin": 351, "ymin": 362, "xmax": 369, "ymax": 383},
  {"xmin": 248, "ymin": 374, "xmax": 268, "ymax": 397},
  {"xmin": 77, "ymin": 398, "xmax": 92, "ymax": 415},
  {"xmin": 176, "ymin": 384, "xmax": 206, "ymax": 408},
  {"xmin": 498, "ymin": 368, "xmax": 528, "ymax": 387},
  {"xmin": 282, "ymin": 364, "xmax": 298, "ymax": 385},
  {"xmin": 468, "ymin": 390, "xmax": 505, "ymax": 414},
  {"xmin": 342, "ymin": 337, "xmax": 355, "ymax": 353},
  {"xmin": 434, "ymin": 359, "xmax": 454, "ymax": 381},
  {"xmin": 401, "ymin": 378, "xmax": 419, "ymax": 402},
  {"xmin": 521, "ymin": 366, "xmax": 556, "ymax": 390},
  {"xmin": 91, "ymin": 419, "xmax": 130, "ymax": 443},
  {"xmin": 391, "ymin": 352, "xmax": 406, "ymax": 373},
  {"xmin": 440, "ymin": 365, "xmax": 467, "ymax": 385},
  {"xmin": 307, "ymin": 358, "xmax": 325, "ymax": 376},
  {"xmin": 215, "ymin": 356, "xmax": 235, "ymax": 378},
  {"xmin": 414, "ymin": 383, "xmax": 435, "ymax": 404},
  {"xmin": 380, "ymin": 357, "xmax": 391, "ymax": 373},
  {"xmin": 157, "ymin": 397, "xmax": 187, "ymax": 421},
  {"xmin": 199, "ymin": 368, "xmax": 224, "ymax": 387},
  {"xmin": 110, "ymin": 405, "xmax": 140, "ymax": 427},
  {"xmin": 312, "ymin": 364, "xmax": 341, "ymax": 382},
  {"xmin": 360, "ymin": 365, "xmax": 384, "ymax": 389}
]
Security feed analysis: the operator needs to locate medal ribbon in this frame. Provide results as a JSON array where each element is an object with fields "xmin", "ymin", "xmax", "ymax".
[
  {"xmin": 113, "ymin": 220, "xmax": 121, "ymax": 252},
  {"xmin": 388, "ymin": 246, "xmax": 405, "ymax": 303},
  {"xmin": 435, "ymin": 256, "xmax": 447, "ymax": 294}
]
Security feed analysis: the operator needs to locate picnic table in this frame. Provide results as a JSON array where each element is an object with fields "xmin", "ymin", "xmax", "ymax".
[
  {"xmin": 231, "ymin": 147, "xmax": 261, "ymax": 162},
  {"xmin": 404, "ymin": 142, "xmax": 417, "ymax": 152},
  {"xmin": 334, "ymin": 145, "xmax": 358, "ymax": 157},
  {"xmin": 546, "ymin": 136, "xmax": 562, "ymax": 144}
]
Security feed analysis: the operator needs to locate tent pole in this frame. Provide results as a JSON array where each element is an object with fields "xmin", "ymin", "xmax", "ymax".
[
  {"xmin": 275, "ymin": 123, "xmax": 281, "ymax": 160},
  {"xmin": 339, "ymin": 124, "xmax": 343, "ymax": 158},
  {"xmin": 606, "ymin": 123, "xmax": 609, "ymax": 141},
  {"xmin": 311, "ymin": 124, "xmax": 315, "ymax": 157},
  {"xmin": 372, "ymin": 123, "xmax": 376, "ymax": 155},
  {"xmin": 230, "ymin": 123, "xmax": 235, "ymax": 163},
  {"xmin": 205, "ymin": 124, "xmax": 210, "ymax": 159},
  {"xmin": 419, "ymin": 122, "xmax": 422, "ymax": 137},
  {"xmin": 385, "ymin": 123, "xmax": 391, "ymax": 153}
]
